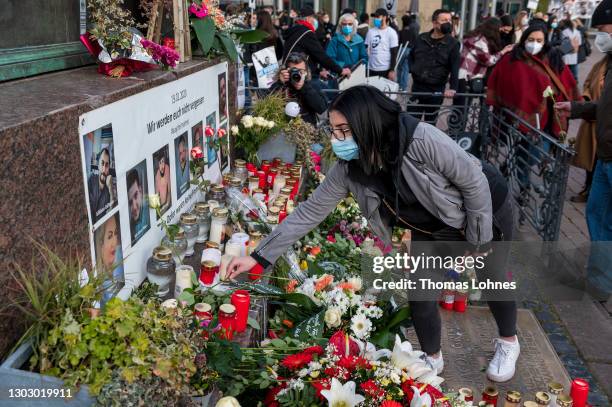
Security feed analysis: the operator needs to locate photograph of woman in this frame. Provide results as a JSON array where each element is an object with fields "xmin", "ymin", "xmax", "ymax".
[
  {"xmin": 228, "ymin": 85, "xmax": 520, "ymax": 383},
  {"xmin": 94, "ymin": 212, "xmax": 124, "ymax": 305}
]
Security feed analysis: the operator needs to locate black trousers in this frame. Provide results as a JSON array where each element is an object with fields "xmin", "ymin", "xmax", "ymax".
[
  {"xmin": 368, "ymin": 69, "xmax": 391, "ymax": 78},
  {"xmin": 409, "ymin": 193, "xmax": 517, "ymax": 355},
  {"xmin": 406, "ymin": 82, "xmax": 445, "ymax": 124}
]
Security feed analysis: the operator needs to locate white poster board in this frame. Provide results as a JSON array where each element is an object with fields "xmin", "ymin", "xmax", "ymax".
[
  {"xmin": 382, "ymin": 0, "xmax": 398, "ymax": 16},
  {"xmin": 338, "ymin": 64, "xmax": 367, "ymax": 91},
  {"xmin": 527, "ymin": 0, "xmax": 539, "ymax": 10},
  {"xmin": 78, "ymin": 62, "xmax": 230, "ymax": 301},
  {"xmin": 252, "ymin": 46, "xmax": 280, "ymax": 89}
]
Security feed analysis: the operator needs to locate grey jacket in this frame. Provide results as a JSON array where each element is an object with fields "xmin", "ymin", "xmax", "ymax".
[{"xmin": 254, "ymin": 118, "xmax": 493, "ymax": 265}]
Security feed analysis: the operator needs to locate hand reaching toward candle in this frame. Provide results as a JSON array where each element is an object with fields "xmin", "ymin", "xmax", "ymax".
[{"xmin": 226, "ymin": 256, "xmax": 257, "ymax": 280}]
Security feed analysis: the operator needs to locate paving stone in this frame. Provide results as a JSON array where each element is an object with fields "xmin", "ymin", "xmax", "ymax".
[
  {"xmin": 553, "ymin": 299, "xmax": 612, "ymax": 363},
  {"xmin": 588, "ymin": 363, "xmax": 612, "ymax": 401}
]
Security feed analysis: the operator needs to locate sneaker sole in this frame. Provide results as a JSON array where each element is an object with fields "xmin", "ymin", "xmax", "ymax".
[{"xmin": 486, "ymin": 368, "xmax": 515, "ymax": 382}]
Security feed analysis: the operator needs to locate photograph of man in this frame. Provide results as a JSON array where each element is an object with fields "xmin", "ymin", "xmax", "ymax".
[
  {"xmin": 83, "ymin": 125, "xmax": 117, "ymax": 225},
  {"xmin": 218, "ymin": 72, "xmax": 228, "ymax": 121},
  {"xmin": 192, "ymin": 121, "xmax": 203, "ymax": 150},
  {"xmin": 94, "ymin": 212, "xmax": 124, "ymax": 304},
  {"xmin": 126, "ymin": 161, "xmax": 150, "ymax": 245},
  {"xmin": 219, "ymin": 122, "xmax": 229, "ymax": 170},
  {"xmin": 153, "ymin": 145, "xmax": 172, "ymax": 215},
  {"xmin": 175, "ymin": 132, "xmax": 190, "ymax": 198},
  {"xmin": 206, "ymin": 112, "xmax": 218, "ymax": 168}
]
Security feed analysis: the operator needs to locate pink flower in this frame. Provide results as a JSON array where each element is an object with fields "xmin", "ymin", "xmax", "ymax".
[
  {"xmin": 188, "ymin": 2, "xmax": 209, "ymax": 18},
  {"xmin": 205, "ymin": 126, "xmax": 215, "ymax": 137},
  {"xmin": 217, "ymin": 128, "xmax": 227, "ymax": 138},
  {"xmin": 326, "ymin": 235, "xmax": 336, "ymax": 243},
  {"xmin": 191, "ymin": 146, "xmax": 204, "ymax": 159},
  {"xmin": 314, "ymin": 165, "xmax": 321, "ymax": 172},
  {"xmin": 140, "ymin": 39, "xmax": 180, "ymax": 68}
]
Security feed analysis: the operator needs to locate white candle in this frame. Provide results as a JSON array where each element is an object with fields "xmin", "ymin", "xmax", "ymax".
[
  {"xmin": 272, "ymin": 174, "xmax": 286, "ymax": 195},
  {"xmin": 201, "ymin": 248, "xmax": 222, "ymax": 265},
  {"xmin": 210, "ymin": 220, "xmax": 224, "ymax": 245},
  {"xmin": 230, "ymin": 233, "xmax": 249, "ymax": 256},
  {"xmin": 224, "ymin": 241, "xmax": 242, "ymax": 258},
  {"xmin": 207, "ymin": 200, "xmax": 220, "ymax": 212},
  {"xmin": 219, "ymin": 254, "xmax": 234, "ymax": 281},
  {"xmin": 174, "ymin": 265, "xmax": 194, "ymax": 299}
]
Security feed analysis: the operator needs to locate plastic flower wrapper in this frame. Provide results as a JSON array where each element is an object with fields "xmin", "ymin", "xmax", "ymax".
[{"xmin": 97, "ymin": 28, "xmax": 154, "ymax": 64}]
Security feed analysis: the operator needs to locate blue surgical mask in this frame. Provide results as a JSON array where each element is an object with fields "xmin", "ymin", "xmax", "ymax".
[
  {"xmin": 332, "ymin": 138, "xmax": 359, "ymax": 161},
  {"xmin": 312, "ymin": 18, "xmax": 319, "ymax": 30},
  {"xmin": 342, "ymin": 25, "xmax": 353, "ymax": 35},
  {"xmin": 551, "ymin": 22, "xmax": 558, "ymax": 29},
  {"xmin": 373, "ymin": 18, "xmax": 382, "ymax": 28}
]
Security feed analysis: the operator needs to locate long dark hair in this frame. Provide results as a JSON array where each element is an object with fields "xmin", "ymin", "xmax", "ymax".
[
  {"xmin": 465, "ymin": 17, "xmax": 502, "ymax": 54},
  {"xmin": 511, "ymin": 24, "xmax": 565, "ymax": 73},
  {"xmin": 329, "ymin": 86, "xmax": 402, "ymax": 175},
  {"xmin": 257, "ymin": 10, "xmax": 278, "ymax": 42}
]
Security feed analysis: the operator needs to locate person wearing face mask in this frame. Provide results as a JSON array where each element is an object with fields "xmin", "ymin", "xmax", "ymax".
[
  {"xmin": 281, "ymin": 7, "xmax": 352, "ymax": 81},
  {"xmin": 499, "ymin": 14, "xmax": 515, "ymax": 47},
  {"xmin": 513, "ymin": 10, "xmax": 529, "ymax": 44},
  {"xmin": 407, "ymin": 9, "xmax": 460, "ymax": 124},
  {"xmin": 326, "ymin": 13, "xmax": 368, "ymax": 70},
  {"xmin": 365, "ymin": 8, "xmax": 399, "ymax": 80},
  {"xmin": 227, "ymin": 85, "xmax": 520, "ymax": 383},
  {"xmin": 555, "ymin": 0, "xmax": 612, "ymax": 301}
]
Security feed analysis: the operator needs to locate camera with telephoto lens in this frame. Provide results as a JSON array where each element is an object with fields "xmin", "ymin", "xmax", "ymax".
[{"xmin": 288, "ymin": 67, "xmax": 303, "ymax": 84}]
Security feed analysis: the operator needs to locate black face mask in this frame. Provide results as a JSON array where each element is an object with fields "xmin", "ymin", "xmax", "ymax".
[{"xmin": 440, "ymin": 22, "xmax": 452, "ymax": 35}]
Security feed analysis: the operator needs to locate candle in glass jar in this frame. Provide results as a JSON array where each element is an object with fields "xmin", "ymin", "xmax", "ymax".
[
  {"xmin": 458, "ymin": 388, "xmax": 473, "ymax": 402},
  {"xmin": 207, "ymin": 199, "xmax": 220, "ymax": 212},
  {"xmin": 547, "ymin": 382, "xmax": 564, "ymax": 407},
  {"xmin": 174, "ymin": 265, "xmax": 194, "ymax": 298},
  {"xmin": 279, "ymin": 209, "xmax": 287, "ymax": 223},
  {"xmin": 482, "ymin": 386, "xmax": 499, "ymax": 407},
  {"xmin": 570, "ymin": 379, "xmax": 588, "ymax": 407},
  {"xmin": 230, "ymin": 232, "xmax": 249, "ymax": 255},
  {"xmin": 267, "ymin": 167, "xmax": 278, "ymax": 187},
  {"xmin": 504, "ymin": 391, "xmax": 521, "ymax": 407},
  {"xmin": 535, "ymin": 392, "xmax": 550, "ymax": 406},
  {"xmin": 272, "ymin": 174, "xmax": 286, "ymax": 195},
  {"xmin": 194, "ymin": 302, "xmax": 212, "ymax": 320},
  {"xmin": 248, "ymin": 176, "xmax": 259, "ymax": 193},
  {"xmin": 556, "ymin": 395, "xmax": 573, "ymax": 407},
  {"xmin": 261, "ymin": 160, "xmax": 271, "ymax": 173},
  {"xmin": 231, "ymin": 290, "xmax": 250, "ymax": 333},
  {"xmin": 219, "ymin": 254, "xmax": 234, "ymax": 281},
  {"xmin": 272, "ymin": 157, "xmax": 282, "ymax": 167},
  {"xmin": 257, "ymin": 170, "xmax": 267, "ymax": 189},
  {"xmin": 210, "ymin": 207, "xmax": 228, "ymax": 245},
  {"xmin": 218, "ymin": 303, "xmax": 236, "ymax": 340},
  {"xmin": 225, "ymin": 241, "xmax": 243, "ymax": 258},
  {"xmin": 200, "ymin": 260, "xmax": 219, "ymax": 286}
]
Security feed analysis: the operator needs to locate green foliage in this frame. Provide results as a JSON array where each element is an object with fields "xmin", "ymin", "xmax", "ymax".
[
  {"xmin": 132, "ymin": 280, "xmax": 160, "ymax": 302},
  {"xmin": 38, "ymin": 297, "xmax": 203, "ymax": 395},
  {"xmin": 251, "ymin": 93, "xmax": 290, "ymax": 129},
  {"xmin": 192, "ymin": 17, "xmax": 216, "ymax": 54},
  {"xmin": 3, "ymin": 243, "xmax": 106, "ymax": 368},
  {"xmin": 277, "ymin": 384, "xmax": 319, "ymax": 406},
  {"xmin": 232, "ymin": 29, "xmax": 270, "ymax": 44},
  {"xmin": 370, "ymin": 305, "xmax": 411, "ymax": 350}
]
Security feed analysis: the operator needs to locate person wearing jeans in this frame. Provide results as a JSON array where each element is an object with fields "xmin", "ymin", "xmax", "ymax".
[{"xmin": 228, "ymin": 86, "xmax": 521, "ymax": 383}]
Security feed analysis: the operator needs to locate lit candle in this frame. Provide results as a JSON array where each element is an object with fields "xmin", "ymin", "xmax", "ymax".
[
  {"xmin": 231, "ymin": 290, "xmax": 250, "ymax": 333},
  {"xmin": 199, "ymin": 260, "xmax": 218, "ymax": 286},
  {"xmin": 230, "ymin": 233, "xmax": 249, "ymax": 256},
  {"xmin": 279, "ymin": 209, "xmax": 287, "ymax": 223},
  {"xmin": 248, "ymin": 176, "xmax": 259, "ymax": 193},
  {"xmin": 570, "ymin": 378, "xmax": 589, "ymax": 407},
  {"xmin": 267, "ymin": 167, "xmax": 278, "ymax": 188},
  {"xmin": 272, "ymin": 174, "xmax": 286, "ymax": 195},
  {"xmin": 224, "ymin": 241, "xmax": 242, "ymax": 258},
  {"xmin": 174, "ymin": 265, "xmax": 193, "ymax": 298},
  {"xmin": 261, "ymin": 160, "xmax": 271, "ymax": 173},
  {"xmin": 257, "ymin": 170, "xmax": 267, "ymax": 189},
  {"xmin": 218, "ymin": 303, "xmax": 236, "ymax": 340}
]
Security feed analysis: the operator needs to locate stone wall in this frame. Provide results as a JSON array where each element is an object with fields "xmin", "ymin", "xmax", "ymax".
[{"xmin": 0, "ymin": 58, "xmax": 238, "ymax": 359}]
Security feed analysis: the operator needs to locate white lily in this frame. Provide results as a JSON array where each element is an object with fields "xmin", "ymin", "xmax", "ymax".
[
  {"xmin": 215, "ymin": 396, "xmax": 241, "ymax": 407},
  {"xmin": 390, "ymin": 335, "xmax": 425, "ymax": 370},
  {"xmin": 416, "ymin": 369, "xmax": 445, "ymax": 388},
  {"xmin": 320, "ymin": 378, "xmax": 365, "ymax": 407},
  {"xmin": 357, "ymin": 340, "xmax": 391, "ymax": 361},
  {"xmin": 409, "ymin": 386, "xmax": 432, "ymax": 407}
]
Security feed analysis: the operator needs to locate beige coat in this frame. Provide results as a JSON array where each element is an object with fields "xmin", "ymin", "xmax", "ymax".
[{"xmin": 573, "ymin": 56, "xmax": 609, "ymax": 171}]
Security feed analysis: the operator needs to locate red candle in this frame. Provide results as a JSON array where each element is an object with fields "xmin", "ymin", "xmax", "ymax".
[
  {"xmin": 257, "ymin": 170, "xmax": 267, "ymax": 189},
  {"xmin": 231, "ymin": 290, "xmax": 250, "ymax": 333},
  {"xmin": 440, "ymin": 290, "xmax": 455, "ymax": 310},
  {"xmin": 246, "ymin": 163, "xmax": 256, "ymax": 177},
  {"xmin": 482, "ymin": 386, "xmax": 499, "ymax": 407},
  {"xmin": 267, "ymin": 168, "xmax": 278, "ymax": 188},
  {"xmin": 453, "ymin": 291, "xmax": 468, "ymax": 312},
  {"xmin": 200, "ymin": 260, "xmax": 218, "ymax": 285},
  {"xmin": 570, "ymin": 378, "xmax": 589, "ymax": 407},
  {"xmin": 279, "ymin": 210, "xmax": 287, "ymax": 223},
  {"xmin": 261, "ymin": 161, "xmax": 271, "ymax": 173},
  {"xmin": 249, "ymin": 263, "xmax": 264, "ymax": 281},
  {"xmin": 218, "ymin": 304, "xmax": 236, "ymax": 340},
  {"xmin": 272, "ymin": 157, "xmax": 282, "ymax": 168}
]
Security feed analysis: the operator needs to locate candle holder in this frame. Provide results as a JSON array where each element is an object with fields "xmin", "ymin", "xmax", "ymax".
[
  {"xmin": 218, "ymin": 303, "xmax": 237, "ymax": 340},
  {"xmin": 570, "ymin": 379, "xmax": 589, "ymax": 407},
  {"xmin": 174, "ymin": 264, "xmax": 193, "ymax": 298},
  {"xmin": 146, "ymin": 246, "xmax": 176, "ymax": 300},
  {"xmin": 194, "ymin": 202, "xmax": 211, "ymax": 244},
  {"xmin": 180, "ymin": 213, "xmax": 199, "ymax": 257},
  {"xmin": 200, "ymin": 260, "xmax": 219, "ymax": 286},
  {"xmin": 231, "ymin": 290, "xmax": 250, "ymax": 333}
]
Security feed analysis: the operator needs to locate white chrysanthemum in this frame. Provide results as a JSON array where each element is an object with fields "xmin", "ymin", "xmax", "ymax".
[
  {"xmin": 231, "ymin": 125, "xmax": 239, "ymax": 135},
  {"xmin": 351, "ymin": 313, "xmax": 372, "ymax": 340}
]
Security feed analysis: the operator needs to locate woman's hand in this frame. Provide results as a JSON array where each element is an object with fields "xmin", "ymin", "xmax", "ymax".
[
  {"xmin": 554, "ymin": 101, "xmax": 572, "ymax": 112},
  {"xmin": 501, "ymin": 44, "xmax": 514, "ymax": 55},
  {"xmin": 226, "ymin": 256, "xmax": 258, "ymax": 280}
]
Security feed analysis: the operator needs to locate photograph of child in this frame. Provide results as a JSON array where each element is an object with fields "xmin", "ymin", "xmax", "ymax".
[{"xmin": 126, "ymin": 160, "xmax": 150, "ymax": 245}]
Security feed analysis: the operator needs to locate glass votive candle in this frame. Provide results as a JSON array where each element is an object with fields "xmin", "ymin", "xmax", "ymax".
[
  {"xmin": 231, "ymin": 290, "xmax": 250, "ymax": 333},
  {"xmin": 200, "ymin": 260, "xmax": 219, "ymax": 286},
  {"xmin": 194, "ymin": 202, "xmax": 211, "ymax": 243},
  {"xmin": 218, "ymin": 303, "xmax": 237, "ymax": 340},
  {"xmin": 180, "ymin": 213, "xmax": 199, "ymax": 257}
]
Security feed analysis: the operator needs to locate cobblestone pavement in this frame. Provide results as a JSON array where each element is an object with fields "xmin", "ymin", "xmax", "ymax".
[{"xmin": 513, "ymin": 45, "xmax": 611, "ymax": 405}]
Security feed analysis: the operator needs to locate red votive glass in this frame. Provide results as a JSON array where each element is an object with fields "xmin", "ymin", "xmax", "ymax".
[
  {"xmin": 200, "ymin": 260, "xmax": 218, "ymax": 285},
  {"xmin": 257, "ymin": 170, "xmax": 267, "ymax": 189},
  {"xmin": 218, "ymin": 304, "xmax": 236, "ymax": 340},
  {"xmin": 231, "ymin": 290, "xmax": 250, "ymax": 333},
  {"xmin": 570, "ymin": 378, "xmax": 589, "ymax": 407}
]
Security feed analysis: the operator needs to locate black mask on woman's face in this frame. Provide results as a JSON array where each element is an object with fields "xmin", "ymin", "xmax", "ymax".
[{"xmin": 440, "ymin": 22, "xmax": 452, "ymax": 35}]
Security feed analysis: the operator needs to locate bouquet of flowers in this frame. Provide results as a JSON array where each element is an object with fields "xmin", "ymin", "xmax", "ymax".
[
  {"xmin": 232, "ymin": 115, "xmax": 278, "ymax": 163},
  {"xmin": 260, "ymin": 331, "xmax": 448, "ymax": 407}
]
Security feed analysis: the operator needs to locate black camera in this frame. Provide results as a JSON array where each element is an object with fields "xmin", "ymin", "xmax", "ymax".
[{"xmin": 288, "ymin": 67, "xmax": 303, "ymax": 84}]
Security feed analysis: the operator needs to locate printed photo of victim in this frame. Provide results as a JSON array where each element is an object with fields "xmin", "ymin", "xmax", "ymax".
[
  {"xmin": 83, "ymin": 124, "xmax": 118, "ymax": 225},
  {"xmin": 153, "ymin": 145, "xmax": 172, "ymax": 217}
]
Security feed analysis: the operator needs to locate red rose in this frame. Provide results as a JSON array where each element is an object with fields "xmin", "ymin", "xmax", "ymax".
[
  {"xmin": 280, "ymin": 352, "xmax": 312, "ymax": 370},
  {"xmin": 217, "ymin": 128, "xmax": 227, "ymax": 138},
  {"xmin": 326, "ymin": 235, "xmax": 336, "ymax": 243},
  {"xmin": 190, "ymin": 146, "xmax": 204, "ymax": 160},
  {"xmin": 205, "ymin": 126, "xmax": 215, "ymax": 137}
]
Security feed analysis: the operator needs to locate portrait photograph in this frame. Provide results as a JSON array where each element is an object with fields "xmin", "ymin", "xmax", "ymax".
[
  {"xmin": 174, "ymin": 132, "xmax": 190, "ymax": 199},
  {"xmin": 206, "ymin": 112, "xmax": 218, "ymax": 168},
  {"xmin": 192, "ymin": 121, "xmax": 203, "ymax": 151},
  {"xmin": 218, "ymin": 72, "xmax": 228, "ymax": 122},
  {"xmin": 152, "ymin": 145, "xmax": 172, "ymax": 217},
  {"xmin": 83, "ymin": 124, "xmax": 118, "ymax": 225},
  {"xmin": 93, "ymin": 212, "xmax": 124, "ymax": 303},
  {"xmin": 219, "ymin": 122, "xmax": 229, "ymax": 171},
  {"xmin": 126, "ymin": 160, "xmax": 150, "ymax": 246}
]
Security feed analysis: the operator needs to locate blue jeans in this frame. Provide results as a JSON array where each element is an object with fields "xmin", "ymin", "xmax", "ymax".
[
  {"xmin": 397, "ymin": 49, "xmax": 411, "ymax": 91},
  {"xmin": 586, "ymin": 160, "xmax": 612, "ymax": 297}
]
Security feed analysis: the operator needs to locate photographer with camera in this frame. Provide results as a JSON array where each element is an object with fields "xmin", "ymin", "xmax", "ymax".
[{"xmin": 270, "ymin": 52, "xmax": 328, "ymax": 125}]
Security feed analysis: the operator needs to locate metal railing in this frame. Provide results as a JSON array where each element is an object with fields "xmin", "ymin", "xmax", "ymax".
[{"xmin": 246, "ymin": 87, "xmax": 575, "ymax": 241}]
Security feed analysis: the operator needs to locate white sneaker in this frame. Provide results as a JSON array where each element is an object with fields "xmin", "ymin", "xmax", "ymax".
[
  {"xmin": 422, "ymin": 351, "xmax": 444, "ymax": 375},
  {"xmin": 487, "ymin": 337, "xmax": 520, "ymax": 382}
]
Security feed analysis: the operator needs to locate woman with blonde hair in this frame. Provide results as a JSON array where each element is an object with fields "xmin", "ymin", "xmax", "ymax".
[{"xmin": 326, "ymin": 13, "xmax": 368, "ymax": 69}]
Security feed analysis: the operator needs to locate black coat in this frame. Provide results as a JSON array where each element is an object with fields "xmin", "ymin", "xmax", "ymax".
[
  {"xmin": 269, "ymin": 80, "xmax": 327, "ymax": 125},
  {"xmin": 409, "ymin": 31, "xmax": 460, "ymax": 90},
  {"xmin": 281, "ymin": 23, "xmax": 343, "ymax": 74}
]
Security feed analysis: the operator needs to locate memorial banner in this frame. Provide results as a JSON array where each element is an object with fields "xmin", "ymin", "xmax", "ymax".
[{"xmin": 78, "ymin": 62, "xmax": 230, "ymax": 301}]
